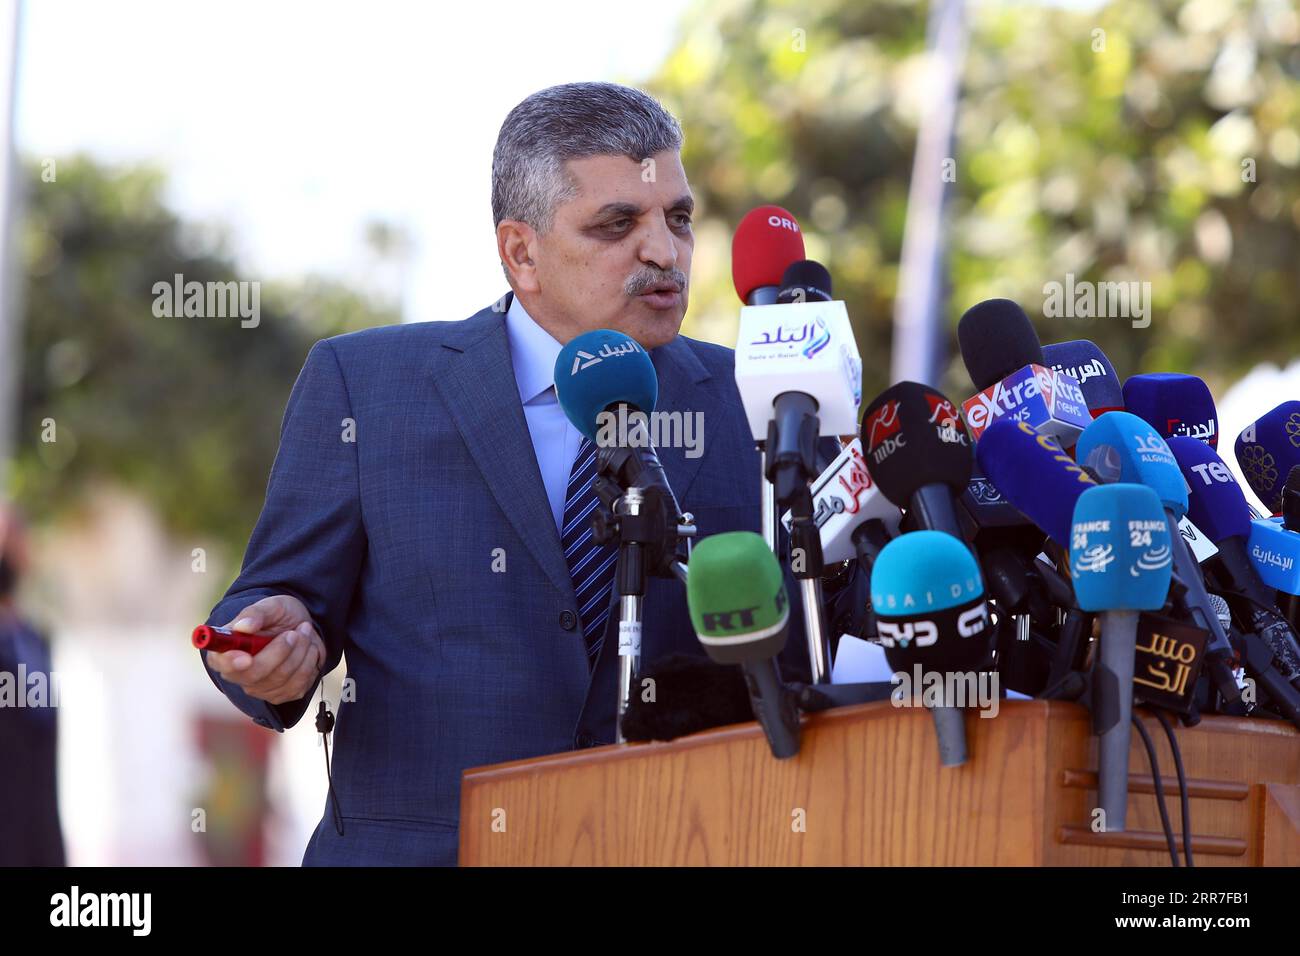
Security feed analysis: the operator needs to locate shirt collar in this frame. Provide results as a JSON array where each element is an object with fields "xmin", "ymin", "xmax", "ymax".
[{"xmin": 505, "ymin": 293, "xmax": 564, "ymax": 405}]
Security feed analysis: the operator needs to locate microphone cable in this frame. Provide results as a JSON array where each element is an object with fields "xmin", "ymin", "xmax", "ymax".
[
  {"xmin": 314, "ymin": 659, "xmax": 344, "ymax": 836},
  {"xmin": 1131, "ymin": 709, "xmax": 1180, "ymax": 866},
  {"xmin": 1152, "ymin": 707, "xmax": 1194, "ymax": 867}
]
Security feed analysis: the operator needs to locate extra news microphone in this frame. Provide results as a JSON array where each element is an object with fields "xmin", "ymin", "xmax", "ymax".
[
  {"xmin": 1041, "ymin": 340, "xmax": 1124, "ymax": 417},
  {"xmin": 1069, "ymin": 483, "xmax": 1173, "ymax": 831},
  {"xmin": 957, "ymin": 299, "xmax": 1092, "ymax": 446},
  {"xmin": 1236, "ymin": 401, "xmax": 1300, "ymax": 513},
  {"xmin": 731, "ymin": 205, "xmax": 806, "ymax": 306},
  {"xmin": 687, "ymin": 531, "xmax": 801, "ymax": 758},
  {"xmin": 871, "ymin": 530, "xmax": 994, "ymax": 767},
  {"xmin": 1123, "ymin": 373, "xmax": 1220, "ymax": 448},
  {"xmin": 861, "ymin": 383, "xmax": 973, "ymax": 542},
  {"xmin": 1075, "ymin": 412, "xmax": 1245, "ymax": 711}
]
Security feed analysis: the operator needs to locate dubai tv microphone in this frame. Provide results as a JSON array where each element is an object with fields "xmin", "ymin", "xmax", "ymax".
[
  {"xmin": 957, "ymin": 299, "xmax": 1092, "ymax": 446},
  {"xmin": 1075, "ymin": 412, "xmax": 1246, "ymax": 713},
  {"xmin": 1123, "ymin": 373, "xmax": 1220, "ymax": 447},
  {"xmin": 871, "ymin": 530, "xmax": 994, "ymax": 767},
  {"xmin": 1069, "ymin": 483, "xmax": 1173, "ymax": 831},
  {"xmin": 861, "ymin": 382, "xmax": 973, "ymax": 543},
  {"xmin": 1235, "ymin": 401, "xmax": 1300, "ymax": 514},
  {"xmin": 687, "ymin": 531, "xmax": 801, "ymax": 758},
  {"xmin": 1042, "ymin": 340, "xmax": 1125, "ymax": 418}
]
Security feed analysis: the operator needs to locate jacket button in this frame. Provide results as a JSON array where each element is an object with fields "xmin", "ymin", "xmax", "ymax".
[
  {"xmin": 575, "ymin": 731, "xmax": 596, "ymax": 748},
  {"xmin": 559, "ymin": 610, "xmax": 577, "ymax": 631}
]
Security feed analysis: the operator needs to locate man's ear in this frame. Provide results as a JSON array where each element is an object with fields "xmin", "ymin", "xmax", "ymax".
[{"xmin": 497, "ymin": 220, "xmax": 540, "ymax": 292}]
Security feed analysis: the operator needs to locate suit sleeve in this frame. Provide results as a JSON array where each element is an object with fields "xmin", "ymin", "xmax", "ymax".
[{"xmin": 199, "ymin": 338, "xmax": 366, "ymax": 731}]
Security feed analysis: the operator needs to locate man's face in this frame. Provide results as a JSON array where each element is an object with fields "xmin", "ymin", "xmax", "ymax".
[{"xmin": 500, "ymin": 149, "xmax": 693, "ymax": 350}]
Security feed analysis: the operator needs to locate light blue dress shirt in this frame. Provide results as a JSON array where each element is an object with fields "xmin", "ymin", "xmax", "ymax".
[{"xmin": 504, "ymin": 294, "xmax": 586, "ymax": 533}]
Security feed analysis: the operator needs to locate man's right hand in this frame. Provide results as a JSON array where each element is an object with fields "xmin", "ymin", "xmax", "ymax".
[{"xmin": 204, "ymin": 594, "xmax": 327, "ymax": 706}]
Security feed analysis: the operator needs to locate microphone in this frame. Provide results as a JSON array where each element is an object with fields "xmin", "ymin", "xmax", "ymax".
[
  {"xmin": 1069, "ymin": 483, "xmax": 1173, "ymax": 831},
  {"xmin": 1074, "ymin": 412, "xmax": 1246, "ymax": 712},
  {"xmin": 861, "ymin": 382, "xmax": 973, "ymax": 542},
  {"xmin": 1169, "ymin": 437, "xmax": 1300, "ymax": 715},
  {"xmin": 1041, "ymin": 340, "xmax": 1125, "ymax": 417},
  {"xmin": 957, "ymin": 299, "xmax": 1092, "ymax": 445},
  {"xmin": 1235, "ymin": 401, "xmax": 1300, "ymax": 513},
  {"xmin": 974, "ymin": 419, "xmax": 1097, "ymax": 548},
  {"xmin": 731, "ymin": 205, "xmax": 806, "ymax": 306},
  {"xmin": 686, "ymin": 531, "xmax": 801, "ymax": 758},
  {"xmin": 780, "ymin": 437, "xmax": 902, "ymax": 569},
  {"xmin": 775, "ymin": 260, "xmax": 833, "ymax": 304},
  {"xmin": 871, "ymin": 530, "xmax": 994, "ymax": 767},
  {"xmin": 1123, "ymin": 373, "xmax": 1219, "ymax": 448}
]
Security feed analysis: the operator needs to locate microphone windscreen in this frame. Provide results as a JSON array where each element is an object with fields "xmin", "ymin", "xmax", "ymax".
[
  {"xmin": 1235, "ymin": 401, "xmax": 1300, "ymax": 513},
  {"xmin": 618, "ymin": 653, "xmax": 754, "ymax": 742},
  {"xmin": 731, "ymin": 205, "xmax": 806, "ymax": 303},
  {"xmin": 1075, "ymin": 411, "xmax": 1188, "ymax": 519},
  {"xmin": 870, "ymin": 530, "xmax": 990, "ymax": 674},
  {"xmin": 554, "ymin": 329, "xmax": 657, "ymax": 441},
  {"xmin": 957, "ymin": 299, "xmax": 1044, "ymax": 389},
  {"xmin": 1069, "ymin": 483, "xmax": 1172, "ymax": 612},
  {"xmin": 861, "ymin": 382, "xmax": 972, "ymax": 506},
  {"xmin": 775, "ymin": 259, "xmax": 832, "ymax": 303},
  {"xmin": 974, "ymin": 418, "xmax": 1096, "ymax": 547},
  {"xmin": 1167, "ymin": 436, "xmax": 1251, "ymax": 542},
  {"xmin": 1041, "ymin": 340, "xmax": 1124, "ymax": 415},
  {"xmin": 1122, "ymin": 373, "xmax": 1219, "ymax": 448},
  {"xmin": 686, "ymin": 531, "xmax": 789, "ymax": 664}
]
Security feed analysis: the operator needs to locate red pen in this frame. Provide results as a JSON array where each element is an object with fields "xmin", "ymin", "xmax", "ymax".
[{"xmin": 192, "ymin": 624, "xmax": 276, "ymax": 656}]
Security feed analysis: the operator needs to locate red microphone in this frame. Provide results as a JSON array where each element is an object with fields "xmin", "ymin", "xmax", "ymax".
[
  {"xmin": 731, "ymin": 205, "xmax": 805, "ymax": 305},
  {"xmin": 192, "ymin": 624, "xmax": 275, "ymax": 655}
]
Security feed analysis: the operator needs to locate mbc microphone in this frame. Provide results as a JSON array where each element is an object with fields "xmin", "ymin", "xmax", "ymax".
[
  {"xmin": 1123, "ymin": 373, "xmax": 1219, "ymax": 448},
  {"xmin": 1069, "ymin": 483, "xmax": 1173, "ymax": 832},
  {"xmin": 1235, "ymin": 401, "xmax": 1300, "ymax": 514},
  {"xmin": 957, "ymin": 299, "xmax": 1092, "ymax": 445},
  {"xmin": 871, "ymin": 530, "xmax": 994, "ymax": 767},
  {"xmin": 687, "ymin": 531, "xmax": 801, "ymax": 758},
  {"xmin": 731, "ymin": 205, "xmax": 806, "ymax": 306},
  {"xmin": 1041, "ymin": 340, "xmax": 1125, "ymax": 418},
  {"xmin": 861, "ymin": 382, "xmax": 973, "ymax": 542}
]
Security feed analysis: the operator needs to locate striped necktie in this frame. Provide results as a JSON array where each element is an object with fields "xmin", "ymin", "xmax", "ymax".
[{"xmin": 561, "ymin": 436, "xmax": 619, "ymax": 668}]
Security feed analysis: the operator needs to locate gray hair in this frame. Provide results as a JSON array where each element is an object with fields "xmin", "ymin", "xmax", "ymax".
[{"xmin": 492, "ymin": 82, "xmax": 683, "ymax": 278}]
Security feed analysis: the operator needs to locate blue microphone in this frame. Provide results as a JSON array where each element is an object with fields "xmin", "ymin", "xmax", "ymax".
[
  {"xmin": 1070, "ymin": 483, "xmax": 1172, "ymax": 831},
  {"xmin": 1075, "ymin": 412, "xmax": 1245, "ymax": 711},
  {"xmin": 554, "ymin": 329, "xmax": 658, "ymax": 441},
  {"xmin": 871, "ymin": 530, "xmax": 993, "ymax": 767},
  {"xmin": 1042, "ymin": 340, "xmax": 1124, "ymax": 417},
  {"xmin": 1235, "ymin": 401, "xmax": 1300, "ymax": 514},
  {"xmin": 1123, "ymin": 373, "xmax": 1220, "ymax": 448}
]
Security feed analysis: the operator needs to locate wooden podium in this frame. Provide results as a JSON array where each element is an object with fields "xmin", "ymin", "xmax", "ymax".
[{"xmin": 459, "ymin": 700, "xmax": 1300, "ymax": 866}]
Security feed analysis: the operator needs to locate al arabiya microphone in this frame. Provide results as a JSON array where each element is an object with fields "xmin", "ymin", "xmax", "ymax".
[
  {"xmin": 731, "ymin": 204, "xmax": 806, "ymax": 306},
  {"xmin": 1123, "ymin": 373, "xmax": 1220, "ymax": 448},
  {"xmin": 687, "ymin": 531, "xmax": 802, "ymax": 759},
  {"xmin": 860, "ymin": 382, "xmax": 973, "ymax": 543},
  {"xmin": 1069, "ymin": 483, "xmax": 1173, "ymax": 832},
  {"xmin": 1041, "ymin": 339, "xmax": 1125, "ymax": 418},
  {"xmin": 871, "ymin": 530, "xmax": 994, "ymax": 767},
  {"xmin": 1235, "ymin": 401, "xmax": 1300, "ymax": 514},
  {"xmin": 957, "ymin": 298, "xmax": 1091, "ymax": 446}
]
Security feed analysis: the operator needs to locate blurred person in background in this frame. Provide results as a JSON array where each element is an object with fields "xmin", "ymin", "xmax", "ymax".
[{"xmin": 0, "ymin": 503, "xmax": 65, "ymax": 866}]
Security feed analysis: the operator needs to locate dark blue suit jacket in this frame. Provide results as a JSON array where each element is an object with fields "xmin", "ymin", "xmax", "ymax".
[{"xmin": 201, "ymin": 292, "xmax": 823, "ymax": 865}]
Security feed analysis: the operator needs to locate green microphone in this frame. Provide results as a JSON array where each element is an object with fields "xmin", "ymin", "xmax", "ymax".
[{"xmin": 687, "ymin": 531, "xmax": 801, "ymax": 758}]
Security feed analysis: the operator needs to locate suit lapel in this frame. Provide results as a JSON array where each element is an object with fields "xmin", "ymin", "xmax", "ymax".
[
  {"xmin": 648, "ymin": 334, "xmax": 712, "ymax": 507},
  {"xmin": 430, "ymin": 295, "xmax": 573, "ymax": 597}
]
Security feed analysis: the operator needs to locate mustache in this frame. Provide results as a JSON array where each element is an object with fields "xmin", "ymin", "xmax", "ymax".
[{"xmin": 626, "ymin": 269, "xmax": 687, "ymax": 296}]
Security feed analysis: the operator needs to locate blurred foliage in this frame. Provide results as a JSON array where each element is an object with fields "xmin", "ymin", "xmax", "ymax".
[
  {"xmin": 13, "ymin": 155, "xmax": 396, "ymax": 554},
  {"xmin": 651, "ymin": 0, "xmax": 1300, "ymax": 403}
]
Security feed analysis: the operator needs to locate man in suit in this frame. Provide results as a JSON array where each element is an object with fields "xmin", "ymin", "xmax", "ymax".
[{"xmin": 200, "ymin": 81, "xmax": 843, "ymax": 865}]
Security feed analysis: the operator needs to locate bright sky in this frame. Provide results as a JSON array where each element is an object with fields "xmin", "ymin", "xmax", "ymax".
[{"xmin": 16, "ymin": 0, "xmax": 693, "ymax": 323}]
